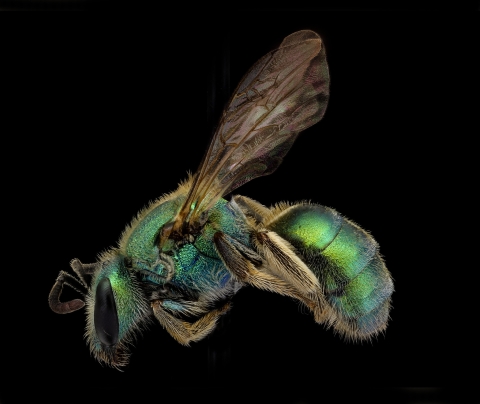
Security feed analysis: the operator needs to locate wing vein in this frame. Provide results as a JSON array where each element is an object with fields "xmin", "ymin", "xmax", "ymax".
[{"xmin": 167, "ymin": 31, "xmax": 330, "ymax": 240}]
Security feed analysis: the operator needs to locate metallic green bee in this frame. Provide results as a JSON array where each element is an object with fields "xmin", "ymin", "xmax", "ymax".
[{"xmin": 49, "ymin": 30, "xmax": 393, "ymax": 368}]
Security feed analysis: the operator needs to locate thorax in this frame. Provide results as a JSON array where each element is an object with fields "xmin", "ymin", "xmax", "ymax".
[{"xmin": 119, "ymin": 191, "xmax": 251, "ymax": 294}]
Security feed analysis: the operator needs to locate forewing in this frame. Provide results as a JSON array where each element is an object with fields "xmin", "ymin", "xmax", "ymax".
[{"xmin": 179, "ymin": 30, "xmax": 330, "ymax": 233}]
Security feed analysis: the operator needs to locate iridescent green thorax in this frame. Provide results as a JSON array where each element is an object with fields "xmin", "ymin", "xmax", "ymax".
[
  {"xmin": 194, "ymin": 199, "xmax": 250, "ymax": 257},
  {"xmin": 122, "ymin": 193, "xmax": 250, "ymax": 293},
  {"xmin": 171, "ymin": 199, "xmax": 250, "ymax": 291},
  {"xmin": 124, "ymin": 196, "xmax": 185, "ymax": 261}
]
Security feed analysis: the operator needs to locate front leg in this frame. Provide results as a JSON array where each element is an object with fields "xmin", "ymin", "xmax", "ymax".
[{"xmin": 151, "ymin": 300, "xmax": 230, "ymax": 345}]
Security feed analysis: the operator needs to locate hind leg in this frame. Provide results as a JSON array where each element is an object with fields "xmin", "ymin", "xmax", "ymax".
[
  {"xmin": 232, "ymin": 197, "xmax": 328, "ymax": 315},
  {"xmin": 213, "ymin": 231, "xmax": 325, "ymax": 319}
]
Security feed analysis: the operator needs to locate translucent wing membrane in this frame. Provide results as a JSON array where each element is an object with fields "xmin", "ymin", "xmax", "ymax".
[{"xmin": 173, "ymin": 30, "xmax": 330, "ymax": 237}]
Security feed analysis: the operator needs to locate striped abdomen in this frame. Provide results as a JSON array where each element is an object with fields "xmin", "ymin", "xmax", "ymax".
[{"xmin": 267, "ymin": 203, "xmax": 393, "ymax": 339}]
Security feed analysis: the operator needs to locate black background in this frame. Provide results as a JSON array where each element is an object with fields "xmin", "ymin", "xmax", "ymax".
[{"xmin": 2, "ymin": 12, "xmax": 478, "ymax": 404}]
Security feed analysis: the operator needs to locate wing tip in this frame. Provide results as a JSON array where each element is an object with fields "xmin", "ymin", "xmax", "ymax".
[{"xmin": 280, "ymin": 30, "xmax": 323, "ymax": 48}]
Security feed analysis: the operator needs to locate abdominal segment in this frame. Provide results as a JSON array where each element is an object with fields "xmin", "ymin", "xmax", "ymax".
[{"xmin": 266, "ymin": 203, "xmax": 394, "ymax": 339}]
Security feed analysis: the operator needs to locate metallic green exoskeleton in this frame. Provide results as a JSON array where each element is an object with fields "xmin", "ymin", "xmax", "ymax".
[{"xmin": 49, "ymin": 30, "xmax": 393, "ymax": 368}]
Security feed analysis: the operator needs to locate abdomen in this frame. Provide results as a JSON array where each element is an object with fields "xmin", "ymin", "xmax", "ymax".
[{"xmin": 266, "ymin": 203, "xmax": 393, "ymax": 340}]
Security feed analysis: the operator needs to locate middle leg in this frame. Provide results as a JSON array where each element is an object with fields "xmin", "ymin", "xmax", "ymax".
[{"xmin": 151, "ymin": 300, "xmax": 231, "ymax": 345}]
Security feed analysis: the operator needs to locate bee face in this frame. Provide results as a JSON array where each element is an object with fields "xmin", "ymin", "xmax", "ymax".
[{"xmin": 85, "ymin": 254, "xmax": 150, "ymax": 367}]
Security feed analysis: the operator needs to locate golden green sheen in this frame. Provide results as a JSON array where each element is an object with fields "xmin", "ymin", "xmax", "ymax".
[
  {"xmin": 329, "ymin": 255, "xmax": 391, "ymax": 318},
  {"xmin": 321, "ymin": 221, "xmax": 377, "ymax": 281},
  {"xmin": 126, "ymin": 197, "xmax": 183, "ymax": 260},
  {"xmin": 269, "ymin": 205, "xmax": 342, "ymax": 251}
]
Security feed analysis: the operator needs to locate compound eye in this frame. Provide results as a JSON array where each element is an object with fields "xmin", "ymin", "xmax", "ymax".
[{"xmin": 94, "ymin": 278, "xmax": 119, "ymax": 346}]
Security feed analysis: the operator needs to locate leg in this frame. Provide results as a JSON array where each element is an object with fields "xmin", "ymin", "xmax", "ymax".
[
  {"xmin": 151, "ymin": 300, "xmax": 231, "ymax": 345},
  {"xmin": 254, "ymin": 231, "xmax": 332, "ymax": 323},
  {"xmin": 231, "ymin": 195, "xmax": 272, "ymax": 225},
  {"xmin": 49, "ymin": 271, "xmax": 86, "ymax": 314},
  {"xmin": 253, "ymin": 231, "xmax": 322, "ymax": 296},
  {"xmin": 213, "ymin": 231, "xmax": 319, "ymax": 313},
  {"xmin": 232, "ymin": 198, "xmax": 322, "ymax": 297}
]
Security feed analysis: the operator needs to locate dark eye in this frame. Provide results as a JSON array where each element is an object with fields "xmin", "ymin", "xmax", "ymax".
[{"xmin": 94, "ymin": 278, "xmax": 119, "ymax": 346}]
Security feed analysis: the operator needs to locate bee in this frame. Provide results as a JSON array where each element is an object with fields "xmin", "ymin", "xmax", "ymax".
[{"xmin": 49, "ymin": 30, "xmax": 393, "ymax": 368}]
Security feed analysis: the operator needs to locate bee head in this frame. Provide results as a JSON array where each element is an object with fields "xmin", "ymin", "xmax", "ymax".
[
  {"xmin": 49, "ymin": 253, "xmax": 151, "ymax": 368},
  {"xmin": 85, "ymin": 253, "xmax": 151, "ymax": 368}
]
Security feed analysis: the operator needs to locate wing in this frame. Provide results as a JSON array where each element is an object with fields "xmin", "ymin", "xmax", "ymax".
[{"xmin": 169, "ymin": 30, "xmax": 330, "ymax": 239}]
